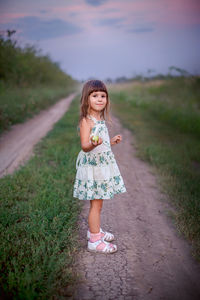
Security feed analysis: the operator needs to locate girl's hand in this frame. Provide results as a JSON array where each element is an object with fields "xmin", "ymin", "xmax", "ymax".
[
  {"xmin": 90, "ymin": 136, "xmax": 103, "ymax": 147},
  {"xmin": 110, "ymin": 135, "xmax": 122, "ymax": 145}
]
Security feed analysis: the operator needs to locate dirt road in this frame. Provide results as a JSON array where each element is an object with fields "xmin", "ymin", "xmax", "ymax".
[
  {"xmin": 0, "ymin": 93, "xmax": 77, "ymax": 178},
  {"xmin": 72, "ymin": 115, "xmax": 200, "ymax": 300}
]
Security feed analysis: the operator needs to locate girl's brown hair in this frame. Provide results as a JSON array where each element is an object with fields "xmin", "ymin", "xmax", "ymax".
[{"xmin": 79, "ymin": 80, "xmax": 110, "ymax": 124}]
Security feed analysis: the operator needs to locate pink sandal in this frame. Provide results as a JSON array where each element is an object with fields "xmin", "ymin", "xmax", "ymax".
[
  {"xmin": 87, "ymin": 228, "xmax": 115, "ymax": 242},
  {"xmin": 87, "ymin": 238, "xmax": 117, "ymax": 254}
]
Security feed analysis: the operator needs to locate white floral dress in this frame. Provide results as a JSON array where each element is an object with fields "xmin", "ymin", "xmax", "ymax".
[{"xmin": 73, "ymin": 115, "xmax": 126, "ymax": 200}]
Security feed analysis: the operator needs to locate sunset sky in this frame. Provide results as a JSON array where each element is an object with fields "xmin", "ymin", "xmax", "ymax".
[{"xmin": 0, "ymin": 0, "xmax": 200, "ymax": 81}]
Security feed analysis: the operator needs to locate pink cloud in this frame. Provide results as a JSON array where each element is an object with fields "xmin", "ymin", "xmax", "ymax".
[
  {"xmin": 0, "ymin": 13, "xmax": 28, "ymax": 24},
  {"xmin": 97, "ymin": 0, "xmax": 200, "ymax": 26},
  {"xmin": 1, "ymin": 0, "xmax": 199, "ymax": 30},
  {"xmin": 52, "ymin": 4, "xmax": 86, "ymax": 14},
  {"xmin": 155, "ymin": 0, "xmax": 200, "ymax": 25}
]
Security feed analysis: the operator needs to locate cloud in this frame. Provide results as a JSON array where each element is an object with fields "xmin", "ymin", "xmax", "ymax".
[
  {"xmin": 85, "ymin": 0, "xmax": 108, "ymax": 7},
  {"xmin": 100, "ymin": 8, "xmax": 120, "ymax": 14},
  {"xmin": 127, "ymin": 25, "xmax": 155, "ymax": 34},
  {"xmin": 4, "ymin": 16, "xmax": 82, "ymax": 40},
  {"xmin": 96, "ymin": 17, "xmax": 125, "ymax": 28},
  {"xmin": 39, "ymin": 10, "xmax": 48, "ymax": 14},
  {"xmin": 69, "ymin": 12, "xmax": 78, "ymax": 17}
]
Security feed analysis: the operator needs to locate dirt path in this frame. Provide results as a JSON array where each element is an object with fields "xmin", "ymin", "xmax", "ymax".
[
  {"xmin": 0, "ymin": 93, "xmax": 77, "ymax": 178},
  {"xmin": 72, "ymin": 115, "xmax": 200, "ymax": 300}
]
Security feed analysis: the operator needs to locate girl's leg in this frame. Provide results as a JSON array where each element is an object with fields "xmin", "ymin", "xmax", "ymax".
[
  {"xmin": 88, "ymin": 199, "xmax": 103, "ymax": 233},
  {"xmin": 87, "ymin": 199, "xmax": 117, "ymax": 253},
  {"xmin": 88, "ymin": 199, "xmax": 112, "ymax": 239}
]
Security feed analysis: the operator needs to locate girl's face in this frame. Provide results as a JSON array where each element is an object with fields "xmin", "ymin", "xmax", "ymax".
[{"xmin": 88, "ymin": 91, "xmax": 107, "ymax": 113}]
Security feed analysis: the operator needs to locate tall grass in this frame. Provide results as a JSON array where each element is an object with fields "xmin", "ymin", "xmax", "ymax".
[
  {"xmin": 0, "ymin": 86, "xmax": 76, "ymax": 134},
  {"xmin": 109, "ymin": 77, "xmax": 200, "ymax": 260},
  {"xmin": 0, "ymin": 36, "xmax": 75, "ymax": 87},
  {"xmin": 0, "ymin": 96, "xmax": 81, "ymax": 299},
  {"xmin": 0, "ymin": 35, "xmax": 78, "ymax": 133}
]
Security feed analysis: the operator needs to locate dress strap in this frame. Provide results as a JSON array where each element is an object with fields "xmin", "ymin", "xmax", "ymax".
[
  {"xmin": 87, "ymin": 115, "xmax": 105, "ymax": 124},
  {"xmin": 87, "ymin": 115, "xmax": 97, "ymax": 123}
]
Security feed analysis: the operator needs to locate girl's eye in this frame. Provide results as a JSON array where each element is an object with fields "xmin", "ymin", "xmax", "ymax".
[{"xmin": 92, "ymin": 94, "xmax": 105, "ymax": 98}]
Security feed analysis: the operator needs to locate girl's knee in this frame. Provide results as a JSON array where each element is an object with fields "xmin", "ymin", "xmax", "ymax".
[{"xmin": 90, "ymin": 199, "xmax": 103, "ymax": 211}]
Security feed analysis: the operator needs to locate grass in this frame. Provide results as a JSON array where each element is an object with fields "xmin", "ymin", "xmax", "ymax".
[
  {"xmin": 0, "ymin": 85, "xmax": 78, "ymax": 134},
  {"xmin": 0, "ymin": 35, "xmax": 78, "ymax": 133},
  {"xmin": 0, "ymin": 36, "xmax": 75, "ymax": 87},
  {"xmin": 109, "ymin": 77, "xmax": 200, "ymax": 260},
  {"xmin": 0, "ymin": 96, "xmax": 82, "ymax": 299}
]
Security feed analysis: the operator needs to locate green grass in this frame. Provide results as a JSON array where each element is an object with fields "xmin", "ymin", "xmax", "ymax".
[
  {"xmin": 109, "ymin": 77, "xmax": 200, "ymax": 260},
  {"xmin": 0, "ymin": 35, "xmax": 78, "ymax": 133},
  {"xmin": 0, "ymin": 96, "xmax": 82, "ymax": 299},
  {"xmin": 0, "ymin": 85, "xmax": 78, "ymax": 134},
  {"xmin": 0, "ymin": 36, "xmax": 75, "ymax": 87}
]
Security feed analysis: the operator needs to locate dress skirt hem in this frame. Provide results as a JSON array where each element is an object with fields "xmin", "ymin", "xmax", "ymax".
[{"xmin": 73, "ymin": 189, "xmax": 126, "ymax": 200}]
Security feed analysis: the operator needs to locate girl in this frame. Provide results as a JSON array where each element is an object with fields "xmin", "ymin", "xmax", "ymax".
[{"xmin": 73, "ymin": 80, "xmax": 126, "ymax": 254}]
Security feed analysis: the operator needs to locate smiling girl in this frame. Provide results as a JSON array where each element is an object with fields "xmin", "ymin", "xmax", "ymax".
[{"xmin": 73, "ymin": 79, "xmax": 126, "ymax": 254}]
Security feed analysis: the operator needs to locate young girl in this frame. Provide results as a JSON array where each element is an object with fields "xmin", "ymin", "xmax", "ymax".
[{"xmin": 73, "ymin": 80, "xmax": 126, "ymax": 254}]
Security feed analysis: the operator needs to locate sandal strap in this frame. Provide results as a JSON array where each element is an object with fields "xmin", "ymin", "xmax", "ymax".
[
  {"xmin": 89, "ymin": 239, "xmax": 116, "ymax": 253},
  {"xmin": 100, "ymin": 228, "xmax": 114, "ymax": 241},
  {"xmin": 104, "ymin": 231, "xmax": 114, "ymax": 240},
  {"xmin": 103, "ymin": 241, "xmax": 116, "ymax": 253},
  {"xmin": 87, "ymin": 228, "xmax": 115, "ymax": 242}
]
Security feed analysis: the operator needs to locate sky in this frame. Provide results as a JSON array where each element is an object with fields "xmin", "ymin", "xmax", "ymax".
[{"xmin": 0, "ymin": 0, "xmax": 200, "ymax": 81}]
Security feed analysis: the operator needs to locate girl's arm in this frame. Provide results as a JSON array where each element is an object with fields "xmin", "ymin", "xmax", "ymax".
[
  {"xmin": 110, "ymin": 135, "xmax": 122, "ymax": 146},
  {"xmin": 80, "ymin": 118, "xmax": 102, "ymax": 152}
]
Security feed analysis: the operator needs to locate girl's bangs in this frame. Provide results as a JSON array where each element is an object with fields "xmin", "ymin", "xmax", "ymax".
[{"xmin": 88, "ymin": 80, "xmax": 108, "ymax": 95}]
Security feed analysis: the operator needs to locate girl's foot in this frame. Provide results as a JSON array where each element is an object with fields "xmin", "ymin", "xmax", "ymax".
[
  {"xmin": 87, "ymin": 228, "xmax": 115, "ymax": 242},
  {"xmin": 88, "ymin": 238, "xmax": 117, "ymax": 254}
]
